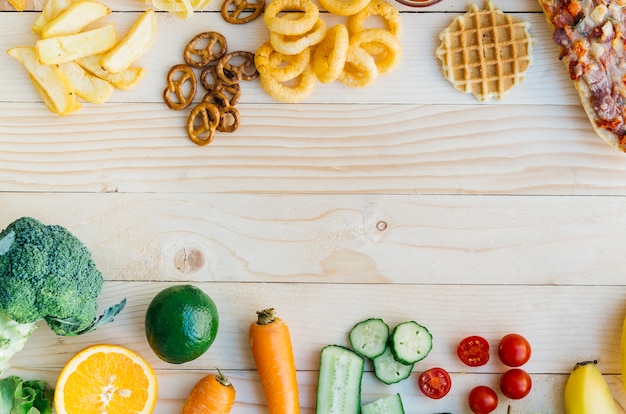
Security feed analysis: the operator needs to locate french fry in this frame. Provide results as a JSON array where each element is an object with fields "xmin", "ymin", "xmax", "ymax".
[
  {"xmin": 100, "ymin": 9, "xmax": 157, "ymax": 73},
  {"xmin": 41, "ymin": 1, "xmax": 111, "ymax": 39},
  {"xmin": 7, "ymin": 46, "xmax": 80, "ymax": 115},
  {"xmin": 59, "ymin": 61, "xmax": 115, "ymax": 104},
  {"xmin": 7, "ymin": 0, "xmax": 25, "ymax": 11},
  {"xmin": 76, "ymin": 53, "xmax": 146, "ymax": 90},
  {"xmin": 33, "ymin": 0, "xmax": 78, "ymax": 35},
  {"xmin": 35, "ymin": 24, "xmax": 117, "ymax": 65}
]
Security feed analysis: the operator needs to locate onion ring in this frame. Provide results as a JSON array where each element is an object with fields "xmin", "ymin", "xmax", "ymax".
[
  {"xmin": 255, "ymin": 40, "xmax": 310, "ymax": 81},
  {"xmin": 338, "ymin": 44, "xmax": 378, "ymax": 88},
  {"xmin": 260, "ymin": 65, "xmax": 316, "ymax": 103},
  {"xmin": 270, "ymin": 15, "xmax": 327, "ymax": 55},
  {"xmin": 318, "ymin": 0, "xmax": 369, "ymax": 16},
  {"xmin": 347, "ymin": 0, "xmax": 402, "ymax": 36},
  {"xmin": 263, "ymin": 0, "xmax": 319, "ymax": 35},
  {"xmin": 350, "ymin": 28, "xmax": 402, "ymax": 75},
  {"xmin": 311, "ymin": 23, "xmax": 349, "ymax": 83}
]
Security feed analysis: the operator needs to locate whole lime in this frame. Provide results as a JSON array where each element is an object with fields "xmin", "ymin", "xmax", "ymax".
[{"xmin": 145, "ymin": 285, "xmax": 219, "ymax": 364}]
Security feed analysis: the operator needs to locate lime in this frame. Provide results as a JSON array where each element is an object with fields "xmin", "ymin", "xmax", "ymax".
[{"xmin": 145, "ymin": 285, "xmax": 219, "ymax": 364}]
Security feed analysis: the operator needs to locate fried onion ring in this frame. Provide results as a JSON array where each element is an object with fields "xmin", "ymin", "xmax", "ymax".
[
  {"xmin": 318, "ymin": 0, "xmax": 369, "ymax": 16},
  {"xmin": 263, "ymin": 0, "xmax": 319, "ymax": 35},
  {"xmin": 350, "ymin": 28, "xmax": 402, "ymax": 75},
  {"xmin": 255, "ymin": 41, "xmax": 310, "ymax": 81},
  {"xmin": 311, "ymin": 23, "xmax": 349, "ymax": 83},
  {"xmin": 260, "ymin": 64, "xmax": 316, "ymax": 103},
  {"xmin": 338, "ymin": 44, "xmax": 378, "ymax": 88},
  {"xmin": 347, "ymin": 0, "xmax": 402, "ymax": 36},
  {"xmin": 270, "ymin": 15, "xmax": 327, "ymax": 55}
]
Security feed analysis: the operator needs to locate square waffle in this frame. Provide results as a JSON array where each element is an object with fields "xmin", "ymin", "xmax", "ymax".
[{"xmin": 436, "ymin": 0, "xmax": 535, "ymax": 102}]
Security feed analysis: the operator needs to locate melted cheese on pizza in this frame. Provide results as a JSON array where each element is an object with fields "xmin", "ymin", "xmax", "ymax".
[{"xmin": 543, "ymin": 0, "xmax": 626, "ymax": 137}]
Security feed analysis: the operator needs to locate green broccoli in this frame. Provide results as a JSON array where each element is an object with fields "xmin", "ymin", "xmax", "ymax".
[{"xmin": 0, "ymin": 217, "xmax": 126, "ymax": 374}]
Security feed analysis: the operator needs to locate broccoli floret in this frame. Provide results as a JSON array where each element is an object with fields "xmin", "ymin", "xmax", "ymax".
[{"xmin": 0, "ymin": 217, "xmax": 126, "ymax": 374}]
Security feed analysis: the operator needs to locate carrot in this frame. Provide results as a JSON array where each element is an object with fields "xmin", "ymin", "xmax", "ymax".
[
  {"xmin": 249, "ymin": 308, "xmax": 300, "ymax": 414},
  {"xmin": 181, "ymin": 369, "xmax": 236, "ymax": 414}
]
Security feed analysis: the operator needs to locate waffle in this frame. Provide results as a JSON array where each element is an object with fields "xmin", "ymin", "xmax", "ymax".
[{"xmin": 435, "ymin": 0, "xmax": 535, "ymax": 102}]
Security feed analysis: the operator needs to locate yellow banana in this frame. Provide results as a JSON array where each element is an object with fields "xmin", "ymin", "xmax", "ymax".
[
  {"xmin": 564, "ymin": 360, "xmax": 618, "ymax": 414},
  {"xmin": 621, "ymin": 315, "xmax": 626, "ymax": 393}
]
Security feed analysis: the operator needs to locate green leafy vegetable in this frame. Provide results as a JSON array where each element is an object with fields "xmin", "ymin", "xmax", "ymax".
[{"xmin": 0, "ymin": 375, "xmax": 54, "ymax": 414}]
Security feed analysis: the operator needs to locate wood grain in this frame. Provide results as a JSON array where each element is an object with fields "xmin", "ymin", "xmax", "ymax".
[{"xmin": 2, "ymin": 0, "xmax": 626, "ymax": 413}]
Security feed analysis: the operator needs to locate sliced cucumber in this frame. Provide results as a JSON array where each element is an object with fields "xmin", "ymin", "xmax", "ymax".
[
  {"xmin": 362, "ymin": 394, "xmax": 405, "ymax": 414},
  {"xmin": 390, "ymin": 321, "xmax": 432, "ymax": 364},
  {"xmin": 373, "ymin": 346, "xmax": 413, "ymax": 385},
  {"xmin": 349, "ymin": 318, "xmax": 389, "ymax": 359},
  {"xmin": 316, "ymin": 345, "xmax": 364, "ymax": 414}
]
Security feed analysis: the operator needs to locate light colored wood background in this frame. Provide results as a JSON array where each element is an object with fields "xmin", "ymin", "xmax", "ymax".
[{"xmin": 2, "ymin": 0, "xmax": 626, "ymax": 412}]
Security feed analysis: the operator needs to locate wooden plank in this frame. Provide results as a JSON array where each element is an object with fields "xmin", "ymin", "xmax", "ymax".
[
  {"xmin": 2, "ymin": 193, "xmax": 626, "ymax": 285},
  {"xmin": 1, "ymin": 102, "xmax": 625, "ymax": 194},
  {"xmin": 6, "ymin": 282, "xmax": 626, "ymax": 412}
]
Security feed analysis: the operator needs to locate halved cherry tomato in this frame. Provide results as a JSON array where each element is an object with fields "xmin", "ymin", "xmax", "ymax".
[
  {"xmin": 468, "ymin": 385, "xmax": 498, "ymax": 414},
  {"xmin": 457, "ymin": 336, "xmax": 490, "ymax": 367},
  {"xmin": 418, "ymin": 367, "xmax": 452, "ymax": 399},
  {"xmin": 498, "ymin": 333, "xmax": 531, "ymax": 367},
  {"xmin": 500, "ymin": 368, "xmax": 532, "ymax": 399}
]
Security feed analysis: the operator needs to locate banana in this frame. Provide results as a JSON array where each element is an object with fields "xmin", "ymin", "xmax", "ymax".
[
  {"xmin": 621, "ymin": 315, "xmax": 626, "ymax": 393},
  {"xmin": 564, "ymin": 360, "xmax": 618, "ymax": 414}
]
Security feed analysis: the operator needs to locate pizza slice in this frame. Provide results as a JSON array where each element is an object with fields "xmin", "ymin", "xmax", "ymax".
[{"xmin": 539, "ymin": 0, "xmax": 626, "ymax": 151}]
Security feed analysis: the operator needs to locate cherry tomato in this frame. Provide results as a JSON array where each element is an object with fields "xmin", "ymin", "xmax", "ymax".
[
  {"xmin": 418, "ymin": 367, "xmax": 452, "ymax": 399},
  {"xmin": 457, "ymin": 336, "xmax": 490, "ymax": 367},
  {"xmin": 498, "ymin": 334, "xmax": 531, "ymax": 367},
  {"xmin": 500, "ymin": 368, "xmax": 532, "ymax": 399},
  {"xmin": 468, "ymin": 386, "xmax": 498, "ymax": 414}
]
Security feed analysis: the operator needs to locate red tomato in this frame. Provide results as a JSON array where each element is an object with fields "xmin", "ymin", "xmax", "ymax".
[
  {"xmin": 468, "ymin": 386, "xmax": 498, "ymax": 414},
  {"xmin": 500, "ymin": 368, "xmax": 532, "ymax": 399},
  {"xmin": 418, "ymin": 367, "xmax": 452, "ymax": 399},
  {"xmin": 498, "ymin": 334, "xmax": 531, "ymax": 367},
  {"xmin": 457, "ymin": 336, "xmax": 490, "ymax": 367}
]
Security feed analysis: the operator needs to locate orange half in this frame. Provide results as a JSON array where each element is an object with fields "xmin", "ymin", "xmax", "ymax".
[{"xmin": 54, "ymin": 344, "xmax": 158, "ymax": 414}]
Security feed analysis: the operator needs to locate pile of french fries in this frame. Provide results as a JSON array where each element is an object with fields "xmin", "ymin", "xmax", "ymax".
[{"xmin": 7, "ymin": 0, "xmax": 158, "ymax": 115}]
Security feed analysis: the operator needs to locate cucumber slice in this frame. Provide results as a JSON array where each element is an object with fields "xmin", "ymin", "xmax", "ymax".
[
  {"xmin": 373, "ymin": 346, "xmax": 413, "ymax": 385},
  {"xmin": 349, "ymin": 318, "xmax": 389, "ymax": 359},
  {"xmin": 316, "ymin": 345, "xmax": 364, "ymax": 414},
  {"xmin": 390, "ymin": 321, "xmax": 433, "ymax": 364},
  {"xmin": 362, "ymin": 394, "xmax": 405, "ymax": 414}
]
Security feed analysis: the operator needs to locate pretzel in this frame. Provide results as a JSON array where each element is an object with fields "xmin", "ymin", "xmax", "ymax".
[
  {"xmin": 263, "ymin": 0, "xmax": 319, "ymax": 35},
  {"xmin": 200, "ymin": 64, "xmax": 243, "ymax": 105},
  {"xmin": 187, "ymin": 102, "xmax": 221, "ymax": 146},
  {"xmin": 220, "ymin": 0, "xmax": 265, "ymax": 24},
  {"xmin": 163, "ymin": 64, "xmax": 197, "ymax": 110},
  {"xmin": 215, "ymin": 51, "xmax": 259, "ymax": 85},
  {"xmin": 255, "ymin": 41, "xmax": 310, "ymax": 82},
  {"xmin": 183, "ymin": 32, "xmax": 228, "ymax": 69},
  {"xmin": 202, "ymin": 90, "xmax": 242, "ymax": 133},
  {"xmin": 311, "ymin": 23, "xmax": 349, "ymax": 84}
]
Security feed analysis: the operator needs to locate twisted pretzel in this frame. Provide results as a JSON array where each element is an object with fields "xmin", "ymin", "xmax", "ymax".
[
  {"xmin": 221, "ymin": 0, "xmax": 265, "ymax": 24},
  {"xmin": 202, "ymin": 90, "xmax": 241, "ymax": 133},
  {"xmin": 215, "ymin": 51, "xmax": 259, "ymax": 85},
  {"xmin": 187, "ymin": 102, "xmax": 221, "ymax": 146},
  {"xmin": 200, "ymin": 64, "xmax": 242, "ymax": 105},
  {"xmin": 183, "ymin": 32, "xmax": 228, "ymax": 69},
  {"xmin": 163, "ymin": 64, "xmax": 197, "ymax": 110}
]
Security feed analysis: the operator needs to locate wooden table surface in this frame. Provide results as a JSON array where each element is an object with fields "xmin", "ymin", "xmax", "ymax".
[{"xmin": 2, "ymin": 0, "xmax": 626, "ymax": 412}]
